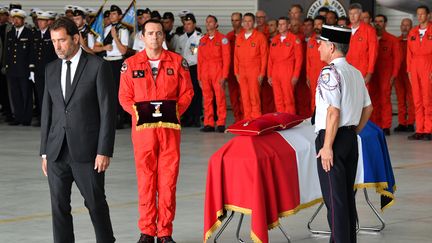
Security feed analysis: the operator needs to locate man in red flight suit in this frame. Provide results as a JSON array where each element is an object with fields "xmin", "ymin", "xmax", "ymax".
[
  {"xmin": 307, "ymin": 15, "xmax": 327, "ymax": 111},
  {"xmin": 197, "ymin": 15, "xmax": 230, "ymax": 132},
  {"xmin": 119, "ymin": 20, "xmax": 194, "ymax": 243},
  {"xmin": 226, "ymin": 12, "xmax": 243, "ymax": 122},
  {"xmin": 268, "ymin": 17, "xmax": 303, "ymax": 114},
  {"xmin": 256, "ymin": 10, "xmax": 270, "ymax": 39},
  {"xmin": 346, "ymin": 3, "xmax": 378, "ymax": 85},
  {"xmin": 234, "ymin": 13, "xmax": 268, "ymax": 119},
  {"xmin": 394, "ymin": 18, "xmax": 415, "ymax": 133},
  {"xmin": 369, "ymin": 14, "xmax": 401, "ymax": 135},
  {"xmin": 407, "ymin": 5, "xmax": 432, "ymax": 141}
]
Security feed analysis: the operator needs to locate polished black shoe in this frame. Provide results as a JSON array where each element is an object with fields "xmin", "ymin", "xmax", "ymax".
[
  {"xmin": 423, "ymin": 133, "xmax": 432, "ymax": 141},
  {"xmin": 393, "ymin": 124, "xmax": 407, "ymax": 132},
  {"xmin": 200, "ymin": 125, "xmax": 215, "ymax": 132},
  {"xmin": 383, "ymin": 128, "xmax": 390, "ymax": 136},
  {"xmin": 216, "ymin": 125, "xmax": 226, "ymax": 133},
  {"xmin": 8, "ymin": 121, "xmax": 20, "ymax": 126},
  {"xmin": 408, "ymin": 133, "xmax": 424, "ymax": 140},
  {"xmin": 137, "ymin": 233, "xmax": 155, "ymax": 243},
  {"xmin": 157, "ymin": 236, "xmax": 176, "ymax": 243},
  {"xmin": 406, "ymin": 124, "xmax": 415, "ymax": 132}
]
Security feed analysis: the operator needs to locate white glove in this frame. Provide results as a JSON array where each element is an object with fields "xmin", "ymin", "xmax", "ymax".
[{"xmin": 29, "ymin": 71, "xmax": 35, "ymax": 83}]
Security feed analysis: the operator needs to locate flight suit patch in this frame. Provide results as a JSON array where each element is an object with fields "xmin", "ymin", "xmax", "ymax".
[
  {"xmin": 309, "ymin": 44, "xmax": 314, "ymax": 48},
  {"xmin": 428, "ymin": 35, "xmax": 432, "ymax": 40},
  {"xmin": 222, "ymin": 38, "xmax": 228, "ymax": 45},
  {"xmin": 167, "ymin": 68, "xmax": 174, "ymax": 75},
  {"xmin": 411, "ymin": 36, "xmax": 416, "ymax": 41},
  {"xmin": 286, "ymin": 42, "xmax": 291, "ymax": 47},
  {"xmin": 132, "ymin": 70, "xmax": 145, "ymax": 78},
  {"xmin": 272, "ymin": 43, "xmax": 276, "ymax": 47},
  {"xmin": 295, "ymin": 39, "xmax": 300, "ymax": 44},
  {"xmin": 358, "ymin": 37, "xmax": 363, "ymax": 41},
  {"xmin": 182, "ymin": 59, "xmax": 189, "ymax": 71},
  {"xmin": 215, "ymin": 42, "xmax": 221, "ymax": 46},
  {"xmin": 121, "ymin": 62, "xmax": 128, "ymax": 73},
  {"xmin": 251, "ymin": 42, "xmax": 256, "ymax": 47}
]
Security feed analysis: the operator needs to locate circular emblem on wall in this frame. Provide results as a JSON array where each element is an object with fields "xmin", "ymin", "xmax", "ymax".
[{"xmin": 307, "ymin": 0, "xmax": 347, "ymax": 19}]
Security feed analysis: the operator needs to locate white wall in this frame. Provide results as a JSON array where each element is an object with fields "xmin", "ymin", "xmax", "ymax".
[{"xmin": 375, "ymin": 5, "xmax": 415, "ymax": 36}]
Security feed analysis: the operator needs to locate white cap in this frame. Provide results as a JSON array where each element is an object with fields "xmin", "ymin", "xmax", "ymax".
[
  {"xmin": 73, "ymin": 6, "xmax": 88, "ymax": 15},
  {"xmin": 37, "ymin": 11, "xmax": 51, "ymax": 20},
  {"xmin": 86, "ymin": 7, "xmax": 97, "ymax": 16},
  {"xmin": 0, "ymin": 6, "xmax": 7, "ymax": 14},
  {"xmin": 10, "ymin": 9, "xmax": 26, "ymax": 18},
  {"xmin": 178, "ymin": 9, "xmax": 192, "ymax": 18},
  {"xmin": 64, "ymin": 5, "xmax": 74, "ymax": 12},
  {"xmin": 46, "ymin": 11, "xmax": 57, "ymax": 19}
]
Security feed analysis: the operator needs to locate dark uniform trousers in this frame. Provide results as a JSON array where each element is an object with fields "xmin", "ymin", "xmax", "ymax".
[
  {"xmin": 182, "ymin": 64, "xmax": 202, "ymax": 125},
  {"xmin": 315, "ymin": 127, "xmax": 358, "ymax": 243},
  {"xmin": 7, "ymin": 75, "xmax": 33, "ymax": 124},
  {"xmin": 47, "ymin": 139, "xmax": 115, "ymax": 243},
  {"xmin": 107, "ymin": 59, "xmax": 125, "ymax": 126}
]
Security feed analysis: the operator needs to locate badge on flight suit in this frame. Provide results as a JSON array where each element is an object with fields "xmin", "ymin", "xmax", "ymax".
[
  {"xmin": 272, "ymin": 43, "xmax": 276, "ymax": 47},
  {"xmin": 251, "ymin": 42, "xmax": 256, "ymax": 47},
  {"xmin": 151, "ymin": 102, "xmax": 163, "ymax": 117},
  {"xmin": 133, "ymin": 70, "xmax": 145, "ymax": 78},
  {"xmin": 167, "ymin": 68, "xmax": 174, "ymax": 75},
  {"xmin": 285, "ymin": 42, "xmax": 291, "ymax": 47},
  {"xmin": 358, "ymin": 37, "xmax": 363, "ymax": 41},
  {"xmin": 428, "ymin": 35, "xmax": 432, "ymax": 40},
  {"xmin": 121, "ymin": 62, "xmax": 128, "ymax": 73}
]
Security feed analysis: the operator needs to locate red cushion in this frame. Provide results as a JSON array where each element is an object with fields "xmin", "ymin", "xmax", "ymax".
[
  {"xmin": 260, "ymin": 112, "xmax": 305, "ymax": 130},
  {"xmin": 226, "ymin": 118, "xmax": 281, "ymax": 136}
]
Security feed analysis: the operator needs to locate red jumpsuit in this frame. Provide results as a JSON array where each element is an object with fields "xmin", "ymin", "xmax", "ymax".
[
  {"xmin": 369, "ymin": 31, "xmax": 401, "ymax": 129},
  {"xmin": 268, "ymin": 33, "xmax": 303, "ymax": 113},
  {"xmin": 226, "ymin": 30, "xmax": 244, "ymax": 122},
  {"xmin": 119, "ymin": 50, "xmax": 193, "ymax": 237},
  {"xmin": 395, "ymin": 35, "xmax": 415, "ymax": 126},
  {"xmin": 234, "ymin": 30, "xmax": 268, "ymax": 119},
  {"xmin": 346, "ymin": 22, "xmax": 378, "ymax": 79},
  {"xmin": 306, "ymin": 33, "xmax": 327, "ymax": 110},
  {"xmin": 197, "ymin": 31, "xmax": 230, "ymax": 127},
  {"xmin": 293, "ymin": 33, "xmax": 311, "ymax": 117},
  {"xmin": 407, "ymin": 23, "xmax": 432, "ymax": 134}
]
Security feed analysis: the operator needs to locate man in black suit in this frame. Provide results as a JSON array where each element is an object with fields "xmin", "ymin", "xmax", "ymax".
[{"xmin": 40, "ymin": 17, "xmax": 116, "ymax": 243}]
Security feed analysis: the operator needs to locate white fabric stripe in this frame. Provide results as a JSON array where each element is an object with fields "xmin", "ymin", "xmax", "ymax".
[
  {"xmin": 277, "ymin": 121, "xmax": 322, "ymax": 204},
  {"xmin": 354, "ymin": 135, "xmax": 365, "ymax": 184}
]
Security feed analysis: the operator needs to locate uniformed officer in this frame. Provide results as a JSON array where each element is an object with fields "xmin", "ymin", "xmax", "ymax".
[
  {"xmin": 174, "ymin": 13, "xmax": 203, "ymax": 127},
  {"xmin": 162, "ymin": 12, "xmax": 175, "ymax": 46},
  {"xmin": 315, "ymin": 25, "xmax": 373, "ymax": 243},
  {"xmin": 33, "ymin": 11, "xmax": 57, "ymax": 126},
  {"xmin": 64, "ymin": 5, "xmax": 74, "ymax": 20},
  {"xmin": 94, "ymin": 5, "xmax": 129, "ymax": 129},
  {"xmin": 0, "ymin": 6, "xmax": 13, "ymax": 122},
  {"xmin": 5, "ymin": 9, "xmax": 35, "ymax": 126},
  {"xmin": 103, "ymin": 10, "xmax": 111, "ymax": 27},
  {"xmin": 85, "ymin": 7, "xmax": 97, "ymax": 25},
  {"xmin": 72, "ymin": 6, "xmax": 95, "ymax": 54}
]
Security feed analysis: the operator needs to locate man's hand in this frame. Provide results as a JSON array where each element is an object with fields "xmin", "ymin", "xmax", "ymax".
[
  {"xmin": 94, "ymin": 155, "xmax": 111, "ymax": 173},
  {"xmin": 29, "ymin": 71, "xmax": 35, "ymax": 83},
  {"xmin": 104, "ymin": 44, "xmax": 113, "ymax": 51},
  {"xmin": 306, "ymin": 79, "xmax": 310, "ymax": 88},
  {"xmin": 258, "ymin": 75, "xmax": 264, "ymax": 85},
  {"xmin": 317, "ymin": 146, "xmax": 333, "ymax": 172},
  {"xmin": 291, "ymin": 77, "xmax": 299, "ymax": 86},
  {"xmin": 41, "ymin": 158, "xmax": 47, "ymax": 177},
  {"xmin": 267, "ymin": 78, "xmax": 272, "ymax": 86},
  {"xmin": 364, "ymin": 73, "xmax": 372, "ymax": 84}
]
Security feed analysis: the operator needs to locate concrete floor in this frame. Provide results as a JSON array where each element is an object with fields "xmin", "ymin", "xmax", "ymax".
[{"xmin": 0, "ymin": 115, "xmax": 431, "ymax": 243}]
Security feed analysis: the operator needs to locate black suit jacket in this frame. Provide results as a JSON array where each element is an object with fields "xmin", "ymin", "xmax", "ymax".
[
  {"xmin": 6, "ymin": 26, "xmax": 35, "ymax": 77},
  {"xmin": 40, "ymin": 50, "xmax": 116, "ymax": 162}
]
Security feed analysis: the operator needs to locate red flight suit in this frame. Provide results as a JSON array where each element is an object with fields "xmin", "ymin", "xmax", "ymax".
[
  {"xmin": 226, "ymin": 30, "xmax": 244, "ymax": 122},
  {"xmin": 197, "ymin": 31, "xmax": 230, "ymax": 127},
  {"xmin": 268, "ymin": 33, "xmax": 303, "ymax": 114},
  {"xmin": 346, "ymin": 22, "xmax": 378, "ymax": 78},
  {"xmin": 294, "ymin": 33, "xmax": 311, "ymax": 117},
  {"xmin": 306, "ymin": 33, "xmax": 327, "ymax": 110},
  {"xmin": 407, "ymin": 23, "xmax": 432, "ymax": 134},
  {"xmin": 395, "ymin": 35, "xmax": 415, "ymax": 126},
  {"xmin": 234, "ymin": 30, "xmax": 268, "ymax": 119},
  {"xmin": 369, "ymin": 31, "xmax": 401, "ymax": 129},
  {"xmin": 119, "ymin": 50, "xmax": 194, "ymax": 237},
  {"xmin": 255, "ymin": 24, "xmax": 270, "ymax": 40}
]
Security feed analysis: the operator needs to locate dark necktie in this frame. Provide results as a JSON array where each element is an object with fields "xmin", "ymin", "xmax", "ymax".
[
  {"xmin": 65, "ymin": 61, "xmax": 72, "ymax": 99},
  {"xmin": 16, "ymin": 30, "xmax": 19, "ymax": 38}
]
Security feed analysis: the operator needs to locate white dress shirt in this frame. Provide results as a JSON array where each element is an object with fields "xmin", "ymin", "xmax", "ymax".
[
  {"xmin": 61, "ymin": 48, "xmax": 82, "ymax": 98},
  {"xmin": 99, "ymin": 24, "xmax": 129, "ymax": 58},
  {"xmin": 15, "ymin": 26, "xmax": 24, "ymax": 38}
]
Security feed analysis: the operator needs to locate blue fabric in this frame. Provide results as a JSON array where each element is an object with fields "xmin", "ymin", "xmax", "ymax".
[
  {"xmin": 121, "ymin": 0, "xmax": 136, "ymax": 32},
  {"xmin": 90, "ymin": 4, "xmax": 105, "ymax": 41}
]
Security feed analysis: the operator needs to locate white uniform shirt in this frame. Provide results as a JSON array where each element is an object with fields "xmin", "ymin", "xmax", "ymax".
[
  {"xmin": 174, "ymin": 30, "xmax": 202, "ymax": 66},
  {"xmin": 98, "ymin": 24, "xmax": 129, "ymax": 57},
  {"xmin": 132, "ymin": 32, "xmax": 168, "ymax": 52},
  {"xmin": 314, "ymin": 57, "xmax": 371, "ymax": 133}
]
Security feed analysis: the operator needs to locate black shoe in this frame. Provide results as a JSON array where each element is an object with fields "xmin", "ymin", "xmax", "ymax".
[
  {"xmin": 8, "ymin": 121, "xmax": 20, "ymax": 126},
  {"xmin": 406, "ymin": 124, "xmax": 415, "ymax": 132},
  {"xmin": 408, "ymin": 133, "xmax": 423, "ymax": 140},
  {"xmin": 32, "ymin": 120, "xmax": 41, "ymax": 127},
  {"xmin": 216, "ymin": 125, "xmax": 226, "ymax": 133},
  {"xmin": 200, "ymin": 125, "xmax": 215, "ymax": 132},
  {"xmin": 393, "ymin": 124, "xmax": 407, "ymax": 132},
  {"xmin": 157, "ymin": 236, "xmax": 176, "ymax": 243},
  {"xmin": 138, "ymin": 233, "xmax": 155, "ymax": 243},
  {"xmin": 383, "ymin": 128, "xmax": 390, "ymax": 136},
  {"xmin": 423, "ymin": 133, "xmax": 432, "ymax": 141}
]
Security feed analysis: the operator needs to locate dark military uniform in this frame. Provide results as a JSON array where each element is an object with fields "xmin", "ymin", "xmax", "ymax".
[
  {"xmin": 6, "ymin": 26, "xmax": 35, "ymax": 125},
  {"xmin": 0, "ymin": 22, "xmax": 13, "ymax": 121}
]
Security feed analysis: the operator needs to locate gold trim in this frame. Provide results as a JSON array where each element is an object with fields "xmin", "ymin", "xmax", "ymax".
[
  {"xmin": 227, "ymin": 125, "xmax": 282, "ymax": 135},
  {"xmin": 354, "ymin": 182, "xmax": 396, "ymax": 211},
  {"xmin": 251, "ymin": 231, "xmax": 263, "ymax": 243},
  {"xmin": 136, "ymin": 121, "xmax": 181, "ymax": 131},
  {"xmin": 225, "ymin": 204, "xmax": 252, "ymax": 215},
  {"xmin": 203, "ymin": 209, "xmax": 224, "ymax": 243}
]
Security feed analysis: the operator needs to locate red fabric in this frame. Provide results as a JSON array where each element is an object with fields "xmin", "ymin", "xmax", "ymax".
[
  {"xmin": 260, "ymin": 112, "xmax": 305, "ymax": 129},
  {"xmin": 306, "ymin": 34, "xmax": 327, "ymax": 110},
  {"xmin": 226, "ymin": 30, "xmax": 244, "ymax": 122},
  {"xmin": 204, "ymin": 132, "xmax": 300, "ymax": 243},
  {"xmin": 198, "ymin": 31, "xmax": 231, "ymax": 126},
  {"xmin": 407, "ymin": 23, "xmax": 432, "ymax": 133},
  {"xmin": 346, "ymin": 22, "xmax": 378, "ymax": 77},
  {"xmin": 260, "ymin": 79, "xmax": 276, "ymax": 114},
  {"xmin": 369, "ymin": 31, "xmax": 401, "ymax": 129},
  {"xmin": 119, "ymin": 50, "xmax": 194, "ymax": 237},
  {"xmin": 268, "ymin": 33, "xmax": 303, "ymax": 114},
  {"xmin": 395, "ymin": 36, "xmax": 415, "ymax": 125},
  {"xmin": 234, "ymin": 30, "xmax": 269, "ymax": 119},
  {"xmin": 226, "ymin": 118, "xmax": 280, "ymax": 136},
  {"xmin": 256, "ymin": 24, "xmax": 270, "ymax": 40}
]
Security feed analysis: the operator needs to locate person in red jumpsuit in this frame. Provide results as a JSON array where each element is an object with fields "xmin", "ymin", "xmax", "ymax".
[
  {"xmin": 267, "ymin": 17, "xmax": 303, "ymax": 114},
  {"xmin": 119, "ymin": 20, "xmax": 194, "ymax": 243},
  {"xmin": 407, "ymin": 5, "xmax": 432, "ymax": 141},
  {"xmin": 369, "ymin": 14, "xmax": 401, "ymax": 135},
  {"xmin": 394, "ymin": 18, "xmax": 415, "ymax": 133},
  {"xmin": 197, "ymin": 15, "xmax": 230, "ymax": 132},
  {"xmin": 226, "ymin": 12, "xmax": 244, "ymax": 122},
  {"xmin": 234, "ymin": 13, "xmax": 268, "ymax": 119}
]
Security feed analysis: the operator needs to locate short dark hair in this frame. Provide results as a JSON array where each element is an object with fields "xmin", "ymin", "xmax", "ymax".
[
  {"xmin": 337, "ymin": 16, "xmax": 350, "ymax": 26},
  {"xmin": 51, "ymin": 17, "xmax": 79, "ymax": 37},
  {"xmin": 244, "ymin": 12, "xmax": 255, "ymax": 22},
  {"xmin": 304, "ymin": 17, "xmax": 314, "ymax": 24},
  {"xmin": 417, "ymin": 5, "xmax": 430, "ymax": 14},
  {"xmin": 291, "ymin": 4, "xmax": 304, "ymax": 13},
  {"xmin": 207, "ymin": 15, "xmax": 218, "ymax": 23},
  {"xmin": 349, "ymin": 3, "xmax": 363, "ymax": 11},
  {"xmin": 278, "ymin": 16, "xmax": 290, "ymax": 23},
  {"xmin": 375, "ymin": 14, "xmax": 388, "ymax": 23},
  {"xmin": 318, "ymin": 7, "xmax": 329, "ymax": 13},
  {"xmin": 142, "ymin": 19, "xmax": 164, "ymax": 34},
  {"xmin": 232, "ymin": 12, "xmax": 242, "ymax": 19},
  {"xmin": 314, "ymin": 15, "xmax": 326, "ymax": 22},
  {"xmin": 328, "ymin": 10, "xmax": 338, "ymax": 19}
]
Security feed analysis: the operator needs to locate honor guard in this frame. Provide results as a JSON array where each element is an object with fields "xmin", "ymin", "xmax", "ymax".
[
  {"xmin": 5, "ymin": 9, "xmax": 35, "ymax": 126},
  {"xmin": 0, "ymin": 6, "xmax": 13, "ymax": 122},
  {"xmin": 315, "ymin": 25, "xmax": 373, "ymax": 243},
  {"xmin": 72, "ymin": 6, "xmax": 96, "ymax": 54},
  {"xmin": 162, "ymin": 12, "xmax": 175, "ymax": 45}
]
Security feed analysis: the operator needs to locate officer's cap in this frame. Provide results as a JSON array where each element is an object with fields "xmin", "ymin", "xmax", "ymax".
[
  {"xmin": 10, "ymin": 8, "xmax": 26, "ymax": 18},
  {"xmin": 178, "ymin": 9, "xmax": 192, "ymax": 18},
  {"xmin": 151, "ymin": 10, "xmax": 161, "ymax": 19},
  {"xmin": 86, "ymin": 8, "xmax": 97, "ymax": 16},
  {"xmin": 0, "ymin": 6, "xmax": 8, "ymax": 14},
  {"xmin": 184, "ymin": 13, "xmax": 196, "ymax": 23},
  {"xmin": 162, "ymin": 12, "xmax": 174, "ymax": 21},
  {"xmin": 64, "ymin": 5, "xmax": 74, "ymax": 13},
  {"xmin": 103, "ymin": 10, "xmax": 110, "ymax": 18},
  {"xmin": 30, "ymin": 8, "xmax": 43, "ymax": 17},
  {"xmin": 143, "ymin": 8, "xmax": 151, "ymax": 14},
  {"xmin": 110, "ymin": 5, "xmax": 122, "ymax": 15},
  {"xmin": 46, "ymin": 11, "xmax": 57, "ymax": 20},
  {"xmin": 136, "ymin": 9, "xmax": 145, "ymax": 17},
  {"xmin": 9, "ymin": 3, "xmax": 22, "ymax": 10},
  {"xmin": 319, "ymin": 25, "xmax": 351, "ymax": 45},
  {"xmin": 37, "ymin": 11, "xmax": 51, "ymax": 20},
  {"xmin": 73, "ymin": 6, "xmax": 87, "ymax": 18}
]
